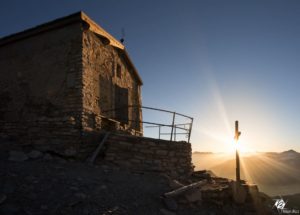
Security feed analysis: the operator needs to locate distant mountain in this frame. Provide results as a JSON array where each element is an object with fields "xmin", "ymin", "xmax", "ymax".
[
  {"xmin": 281, "ymin": 149, "xmax": 299, "ymax": 155},
  {"xmin": 192, "ymin": 150, "xmax": 300, "ymax": 196},
  {"xmin": 264, "ymin": 149, "xmax": 300, "ymax": 159},
  {"xmin": 192, "ymin": 151, "xmax": 213, "ymax": 155}
]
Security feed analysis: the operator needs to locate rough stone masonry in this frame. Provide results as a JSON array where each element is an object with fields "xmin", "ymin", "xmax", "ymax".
[
  {"xmin": 0, "ymin": 11, "xmax": 194, "ymax": 176},
  {"xmin": 0, "ymin": 11, "xmax": 142, "ymax": 146},
  {"xmin": 103, "ymin": 134, "xmax": 194, "ymax": 177}
]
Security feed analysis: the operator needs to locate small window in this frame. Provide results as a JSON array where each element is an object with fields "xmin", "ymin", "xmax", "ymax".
[{"xmin": 116, "ymin": 64, "xmax": 121, "ymax": 78}]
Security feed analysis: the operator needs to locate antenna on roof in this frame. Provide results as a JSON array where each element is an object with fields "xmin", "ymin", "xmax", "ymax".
[{"xmin": 120, "ymin": 28, "xmax": 125, "ymax": 44}]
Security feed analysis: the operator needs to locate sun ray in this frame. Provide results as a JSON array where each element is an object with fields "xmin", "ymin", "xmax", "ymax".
[
  {"xmin": 256, "ymin": 153, "xmax": 299, "ymax": 173},
  {"xmin": 239, "ymin": 155, "xmax": 255, "ymax": 183}
]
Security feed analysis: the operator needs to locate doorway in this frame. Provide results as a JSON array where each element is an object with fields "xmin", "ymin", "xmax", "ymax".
[{"xmin": 114, "ymin": 85, "xmax": 129, "ymax": 124}]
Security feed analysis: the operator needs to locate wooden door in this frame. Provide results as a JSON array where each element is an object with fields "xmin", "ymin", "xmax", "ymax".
[{"xmin": 115, "ymin": 85, "xmax": 128, "ymax": 124}]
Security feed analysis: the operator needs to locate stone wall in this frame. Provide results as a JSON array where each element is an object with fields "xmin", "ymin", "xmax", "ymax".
[
  {"xmin": 0, "ymin": 22, "xmax": 83, "ymax": 146},
  {"xmin": 0, "ymin": 12, "xmax": 144, "ymax": 152},
  {"xmin": 103, "ymin": 134, "xmax": 194, "ymax": 177},
  {"xmin": 81, "ymin": 29, "xmax": 142, "ymax": 136}
]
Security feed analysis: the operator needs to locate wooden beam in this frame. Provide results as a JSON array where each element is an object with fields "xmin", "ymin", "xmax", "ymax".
[
  {"xmin": 164, "ymin": 180, "xmax": 207, "ymax": 198},
  {"xmin": 87, "ymin": 132, "xmax": 110, "ymax": 164}
]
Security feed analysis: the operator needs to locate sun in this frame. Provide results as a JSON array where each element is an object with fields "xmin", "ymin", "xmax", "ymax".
[
  {"xmin": 232, "ymin": 140, "xmax": 243, "ymax": 152},
  {"xmin": 194, "ymin": 124, "xmax": 256, "ymax": 154},
  {"xmin": 228, "ymin": 139, "xmax": 254, "ymax": 154}
]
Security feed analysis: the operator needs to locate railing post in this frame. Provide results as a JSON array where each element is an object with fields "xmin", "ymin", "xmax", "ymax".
[
  {"xmin": 174, "ymin": 126, "xmax": 176, "ymax": 141},
  {"xmin": 188, "ymin": 118, "xmax": 193, "ymax": 143},
  {"xmin": 159, "ymin": 125, "xmax": 161, "ymax": 139},
  {"xmin": 170, "ymin": 112, "xmax": 176, "ymax": 141}
]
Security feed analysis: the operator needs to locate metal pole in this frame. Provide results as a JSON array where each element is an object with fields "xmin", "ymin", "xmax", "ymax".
[
  {"xmin": 174, "ymin": 127, "xmax": 176, "ymax": 141},
  {"xmin": 170, "ymin": 112, "xmax": 176, "ymax": 141},
  {"xmin": 159, "ymin": 125, "xmax": 161, "ymax": 139},
  {"xmin": 235, "ymin": 120, "xmax": 241, "ymax": 182},
  {"xmin": 188, "ymin": 118, "xmax": 193, "ymax": 143}
]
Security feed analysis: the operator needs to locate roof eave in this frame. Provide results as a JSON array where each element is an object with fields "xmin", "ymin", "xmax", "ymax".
[
  {"xmin": 0, "ymin": 11, "xmax": 82, "ymax": 47},
  {"xmin": 0, "ymin": 11, "xmax": 143, "ymax": 85}
]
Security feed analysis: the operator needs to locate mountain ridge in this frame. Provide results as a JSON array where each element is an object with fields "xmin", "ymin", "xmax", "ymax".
[{"xmin": 192, "ymin": 149, "xmax": 300, "ymax": 196}]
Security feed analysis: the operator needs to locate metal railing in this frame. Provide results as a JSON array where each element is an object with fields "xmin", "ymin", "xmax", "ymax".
[{"xmin": 102, "ymin": 105, "xmax": 193, "ymax": 142}]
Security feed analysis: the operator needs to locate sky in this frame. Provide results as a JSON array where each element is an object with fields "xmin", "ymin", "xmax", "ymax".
[{"xmin": 1, "ymin": 0, "xmax": 300, "ymax": 152}]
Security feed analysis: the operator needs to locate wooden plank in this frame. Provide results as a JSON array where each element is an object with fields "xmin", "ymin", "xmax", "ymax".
[
  {"xmin": 164, "ymin": 180, "xmax": 207, "ymax": 198},
  {"xmin": 87, "ymin": 132, "xmax": 110, "ymax": 164}
]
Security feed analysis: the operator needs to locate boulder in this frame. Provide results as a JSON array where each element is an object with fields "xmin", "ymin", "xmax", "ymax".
[
  {"xmin": 8, "ymin": 151, "xmax": 28, "ymax": 162},
  {"xmin": 230, "ymin": 181, "xmax": 247, "ymax": 204},
  {"xmin": 163, "ymin": 197, "xmax": 178, "ymax": 211},
  {"xmin": 64, "ymin": 148, "xmax": 77, "ymax": 157},
  {"xmin": 27, "ymin": 150, "xmax": 43, "ymax": 159},
  {"xmin": 43, "ymin": 153, "xmax": 53, "ymax": 160},
  {"xmin": 160, "ymin": 208, "xmax": 176, "ymax": 215},
  {"xmin": 185, "ymin": 189, "xmax": 202, "ymax": 202},
  {"xmin": 0, "ymin": 194, "xmax": 7, "ymax": 205}
]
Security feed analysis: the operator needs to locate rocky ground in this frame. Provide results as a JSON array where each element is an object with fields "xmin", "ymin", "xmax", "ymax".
[{"xmin": 0, "ymin": 142, "xmax": 276, "ymax": 215}]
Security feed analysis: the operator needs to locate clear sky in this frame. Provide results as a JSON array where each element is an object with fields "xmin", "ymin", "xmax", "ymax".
[{"xmin": 1, "ymin": 0, "xmax": 300, "ymax": 152}]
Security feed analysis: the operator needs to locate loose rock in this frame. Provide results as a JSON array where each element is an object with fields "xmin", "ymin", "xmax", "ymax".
[
  {"xmin": 163, "ymin": 197, "xmax": 178, "ymax": 211},
  {"xmin": 185, "ymin": 189, "xmax": 202, "ymax": 203},
  {"xmin": 75, "ymin": 192, "xmax": 87, "ymax": 199},
  {"xmin": 231, "ymin": 181, "xmax": 247, "ymax": 204},
  {"xmin": 0, "ymin": 194, "xmax": 7, "ymax": 204},
  {"xmin": 43, "ymin": 153, "xmax": 53, "ymax": 160},
  {"xmin": 64, "ymin": 148, "xmax": 77, "ymax": 157},
  {"xmin": 8, "ymin": 151, "xmax": 28, "ymax": 162},
  {"xmin": 160, "ymin": 208, "xmax": 176, "ymax": 215},
  {"xmin": 27, "ymin": 150, "xmax": 43, "ymax": 159}
]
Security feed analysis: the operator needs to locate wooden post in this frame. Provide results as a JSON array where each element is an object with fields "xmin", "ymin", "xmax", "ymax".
[{"xmin": 235, "ymin": 121, "xmax": 241, "ymax": 182}]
